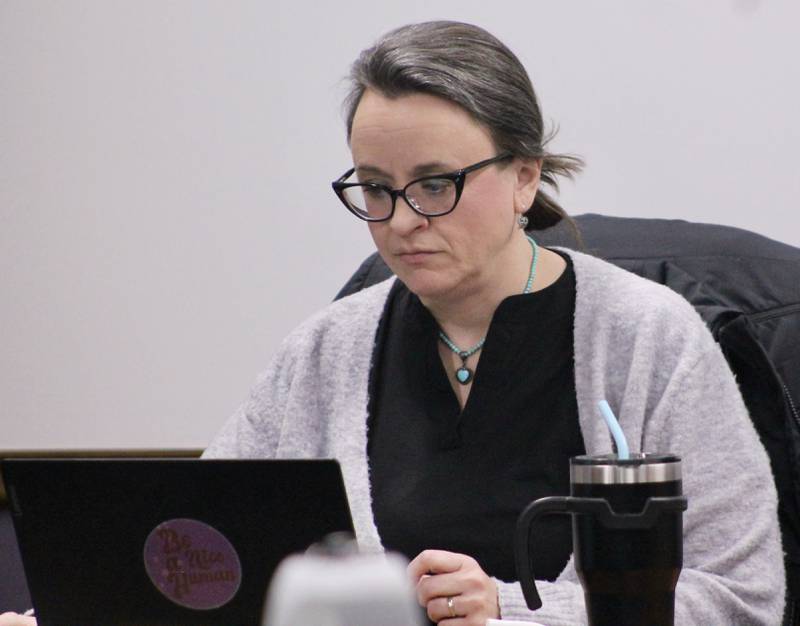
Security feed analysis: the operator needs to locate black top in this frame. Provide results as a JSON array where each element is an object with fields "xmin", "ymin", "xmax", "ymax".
[{"xmin": 367, "ymin": 252, "xmax": 585, "ymax": 583}]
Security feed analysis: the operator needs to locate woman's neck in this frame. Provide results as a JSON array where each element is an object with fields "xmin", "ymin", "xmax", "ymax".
[{"xmin": 422, "ymin": 233, "xmax": 536, "ymax": 345}]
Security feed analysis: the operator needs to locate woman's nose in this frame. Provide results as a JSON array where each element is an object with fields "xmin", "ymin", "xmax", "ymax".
[{"xmin": 387, "ymin": 196, "xmax": 429, "ymax": 235}]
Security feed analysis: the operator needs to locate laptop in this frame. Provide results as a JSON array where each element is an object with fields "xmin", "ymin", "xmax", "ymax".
[{"xmin": 1, "ymin": 458, "xmax": 355, "ymax": 626}]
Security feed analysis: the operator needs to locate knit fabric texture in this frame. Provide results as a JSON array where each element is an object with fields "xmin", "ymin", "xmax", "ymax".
[{"xmin": 204, "ymin": 249, "xmax": 784, "ymax": 625}]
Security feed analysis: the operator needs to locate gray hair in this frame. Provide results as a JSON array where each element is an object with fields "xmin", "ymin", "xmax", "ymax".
[{"xmin": 343, "ymin": 20, "xmax": 584, "ymax": 230}]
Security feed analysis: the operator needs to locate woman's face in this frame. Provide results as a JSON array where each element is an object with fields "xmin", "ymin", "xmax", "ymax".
[{"xmin": 349, "ymin": 89, "xmax": 539, "ymax": 304}]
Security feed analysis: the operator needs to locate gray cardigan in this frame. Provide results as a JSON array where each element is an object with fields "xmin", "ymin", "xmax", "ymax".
[{"xmin": 204, "ymin": 249, "xmax": 784, "ymax": 625}]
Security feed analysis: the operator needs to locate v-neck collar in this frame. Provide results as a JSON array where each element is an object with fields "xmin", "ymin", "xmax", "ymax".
[{"xmin": 400, "ymin": 251, "xmax": 575, "ymax": 450}]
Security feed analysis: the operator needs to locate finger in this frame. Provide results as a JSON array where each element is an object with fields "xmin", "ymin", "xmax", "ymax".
[
  {"xmin": 408, "ymin": 549, "xmax": 466, "ymax": 581},
  {"xmin": 432, "ymin": 615, "xmax": 471, "ymax": 625},
  {"xmin": 426, "ymin": 594, "xmax": 466, "ymax": 623},
  {"xmin": 416, "ymin": 570, "xmax": 461, "ymax": 604}
]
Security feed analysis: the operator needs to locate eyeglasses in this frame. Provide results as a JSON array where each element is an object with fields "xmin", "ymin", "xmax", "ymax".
[{"xmin": 331, "ymin": 152, "xmax": 513, "ymax": 222}]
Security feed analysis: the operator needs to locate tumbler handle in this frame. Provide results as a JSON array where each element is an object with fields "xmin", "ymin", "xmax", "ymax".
[
  {"xmin": 514, "ymin": 496, "xmax": 572, "ymax": 610},
  {"xmin": 514, "ymin": 496, "xmax": 688, "ymax": 610}
]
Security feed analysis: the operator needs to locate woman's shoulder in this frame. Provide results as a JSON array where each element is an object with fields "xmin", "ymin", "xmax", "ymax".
[
  {"xmin": 563, "ymin": 248, "xmax": 701, "ymax": 317},
  {"xmin": 234, "ymin": 276, "xmax": 396, "ymax": 420},
  {"xmin": 277, "ymin": 276, "xmax": 396, "ymax": 356},
  {"xmin": 561, "ymin": 248, "xmax": 714, "ymax": 350}
]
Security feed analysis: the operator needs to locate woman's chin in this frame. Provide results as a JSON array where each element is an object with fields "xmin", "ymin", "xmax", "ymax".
[{"xmin": 396, "ymin": 271, "xmax": 457, "ymax": 301}]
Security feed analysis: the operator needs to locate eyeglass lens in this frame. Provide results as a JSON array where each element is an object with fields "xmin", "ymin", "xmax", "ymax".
[{"xmin": 342, "ymin": 177, "xmax": 458, "ymax": 220}]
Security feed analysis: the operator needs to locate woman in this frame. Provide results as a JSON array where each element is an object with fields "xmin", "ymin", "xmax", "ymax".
[
  {"xmin": 204, "ymin": 20, "xmax": 784, "ymax": 625},
  {"xmin": 3, "ymin": 19, "xmax": 783, "ymax": 626}
]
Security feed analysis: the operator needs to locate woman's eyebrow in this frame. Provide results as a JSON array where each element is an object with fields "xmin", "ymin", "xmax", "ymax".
[
  {"xmin": 355, "ymin": 160, "xmax": 454, "ymax": 182},
  {"xmin": 354, "ymin": 164, "xmax": 391, "ymax": 180},
  {"xmin": 411, "ymin": 161, "xmax": 452, "ymax": 177}
]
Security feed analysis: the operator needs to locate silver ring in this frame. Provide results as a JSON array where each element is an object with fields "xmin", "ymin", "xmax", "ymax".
[{"xmin": 447, "ymin": 595, "xmax": 456, "ymax": 618}]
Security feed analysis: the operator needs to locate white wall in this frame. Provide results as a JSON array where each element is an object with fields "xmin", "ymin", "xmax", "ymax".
[{"xmin": 2, "ymin": 0, "xmax": 798, "ymax": 449}]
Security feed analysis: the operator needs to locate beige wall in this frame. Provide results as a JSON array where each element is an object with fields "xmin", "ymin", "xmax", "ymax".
[{"xmin": 2, "ymin": 0, "xmax": 798, "ymax": 449}]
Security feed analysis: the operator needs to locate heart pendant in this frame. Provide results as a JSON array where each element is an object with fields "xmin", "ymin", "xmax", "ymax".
[{"xmin": 455, "ymin": 367, "xmax": 473, "ymax": 385}]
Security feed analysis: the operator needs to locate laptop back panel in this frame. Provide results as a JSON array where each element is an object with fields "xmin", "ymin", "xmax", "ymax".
[{"xmin": 1, "ymin": 459, "xmax": 354, "ymax": 626}]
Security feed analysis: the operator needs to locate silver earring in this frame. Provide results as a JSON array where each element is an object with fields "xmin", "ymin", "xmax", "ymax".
[{"xmin": 517, "ymin": 214, "xmax": 529, "ymax": 229}]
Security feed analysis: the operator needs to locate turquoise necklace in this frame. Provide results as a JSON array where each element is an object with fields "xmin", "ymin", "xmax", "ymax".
[{"xmin": 439, "ymin": 235, "xmax": 539, "ymax": 385}]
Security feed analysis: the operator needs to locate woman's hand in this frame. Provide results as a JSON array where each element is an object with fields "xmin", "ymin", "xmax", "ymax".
[
  {"xmin": 0, "ymin": 613, "xmax": 36, "ymax": 626},
  {"xmin": 408, "ymin": 549, "xmax": 499, "ymax": 625}
]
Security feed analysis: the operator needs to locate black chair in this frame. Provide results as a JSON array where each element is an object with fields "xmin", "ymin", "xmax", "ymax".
[{"xmin": 336, "ymin": 213, "xmax": 800, "ymax": 626}]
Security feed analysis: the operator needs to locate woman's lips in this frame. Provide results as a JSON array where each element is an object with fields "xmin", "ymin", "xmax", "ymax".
[{"xmin": 397, "ymin": 251, "xmax": 437, "ymax": 265}]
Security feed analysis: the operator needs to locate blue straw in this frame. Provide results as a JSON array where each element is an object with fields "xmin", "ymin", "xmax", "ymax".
[{"xmin": 598, "ymin": 400, "xmax": 630, "ymax": 460}]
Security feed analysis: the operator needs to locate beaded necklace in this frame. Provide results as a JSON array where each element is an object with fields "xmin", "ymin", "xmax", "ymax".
[{"xmin": 438, "ymin": 235, "xmax": 539, "ymax": 385}]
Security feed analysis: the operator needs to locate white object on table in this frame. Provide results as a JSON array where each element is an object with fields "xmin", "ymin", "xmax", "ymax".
[{"xmin": 263, "ymin": 547, "xmax": 423, "ymax": 626}]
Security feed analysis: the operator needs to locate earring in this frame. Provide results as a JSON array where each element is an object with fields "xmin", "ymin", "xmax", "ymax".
[{"xmin": 517, "ymin": 214, "xmax": 529, "ymax": 229}]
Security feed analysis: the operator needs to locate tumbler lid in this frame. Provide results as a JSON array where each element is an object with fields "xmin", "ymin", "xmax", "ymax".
[{"xmin": 570, "ymin": 453, "xmax": 681, "ymax": 484}]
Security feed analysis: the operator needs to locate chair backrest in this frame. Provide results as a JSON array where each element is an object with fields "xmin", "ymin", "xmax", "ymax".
[{"xmin": 335, "ymin": 213, "xmax": 800, "ymax": 625}]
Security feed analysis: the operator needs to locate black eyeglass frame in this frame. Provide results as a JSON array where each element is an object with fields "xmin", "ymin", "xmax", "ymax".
[{"xmin": 331, "ymin": 152, "xmax": 514, "ymax": 222}]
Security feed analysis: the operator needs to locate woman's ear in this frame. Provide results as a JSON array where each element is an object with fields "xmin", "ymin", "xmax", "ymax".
[{"xmin": 514, "ymin": 158, "xmax": 542, "ymax": 214}]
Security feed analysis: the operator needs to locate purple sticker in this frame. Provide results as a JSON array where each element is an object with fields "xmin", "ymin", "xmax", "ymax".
[{"xmin": 143, "ymin": 518, "xmax": 242, "ymax": 610}]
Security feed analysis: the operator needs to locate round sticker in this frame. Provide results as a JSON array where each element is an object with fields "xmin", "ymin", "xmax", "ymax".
[{"xmin": 143, "ymin": 518, "xmax": 242, "ymax": 610}]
